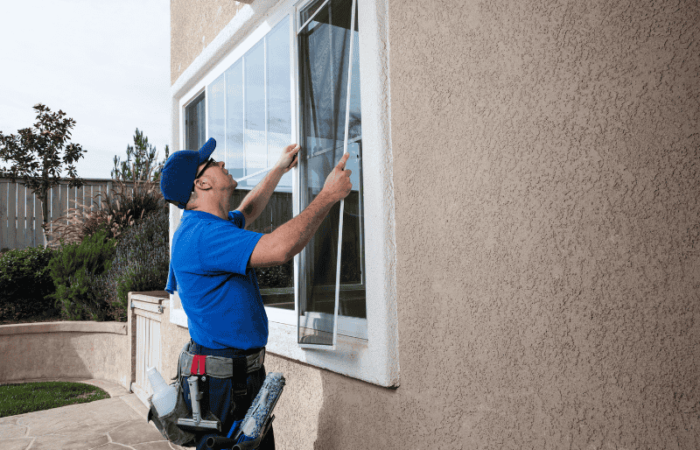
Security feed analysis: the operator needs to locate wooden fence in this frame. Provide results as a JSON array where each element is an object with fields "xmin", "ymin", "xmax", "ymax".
[{"xmin": 0, "ymin": 177, "xmax": 134, "ymax": 251}]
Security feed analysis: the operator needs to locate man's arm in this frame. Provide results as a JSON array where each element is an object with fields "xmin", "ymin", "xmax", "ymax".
[
  {"xmin": 236, "ymin": 143, "xmax": 299, "ymax": 225},
  {"xmin": 249, "ymin": 153, "xmax": 352, "ymax": 268}
]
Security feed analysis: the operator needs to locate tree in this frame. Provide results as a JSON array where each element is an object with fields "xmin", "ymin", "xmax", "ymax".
[
  {"xmin": 0, "ymin": 104, "xmax": 86, "ymax": 243},
  {"xmin": 111, "ymin": 128, "xmax": 169, "ymax": 182}
]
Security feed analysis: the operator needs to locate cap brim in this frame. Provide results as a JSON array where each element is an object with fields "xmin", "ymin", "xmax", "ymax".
[{"xmin": 197, "ymin": 138, "xmax": 217, "ymax": 164}]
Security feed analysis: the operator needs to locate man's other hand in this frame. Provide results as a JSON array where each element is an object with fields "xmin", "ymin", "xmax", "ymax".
[
  {"xmin": 322, "ymin": 153, "xmax": 352, "ymax": 202},
  {"xmin": 275, "ymin": 143, "xmax": 300, "ymax": 173}
]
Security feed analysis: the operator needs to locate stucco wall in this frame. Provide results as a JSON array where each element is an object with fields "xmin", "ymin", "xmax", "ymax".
[
  {"xmin": 168, "ymin": 0, "xmax": 700, "ymax": 448},
  {"xmin": 0, "ymin": 322, "xmax": 130, "ymax": 389},
  {"xmin": 170, "ymin": 0, "xmax": 246, "ymax": 84},
  {"xmin": 385, "ymin": 0, "xmax": 700, "ymax": 448}
]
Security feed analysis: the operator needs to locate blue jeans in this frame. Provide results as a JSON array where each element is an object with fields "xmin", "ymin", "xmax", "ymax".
[{"xmin": 182, "ymin": 340, "xmax": 275, "ymax": 450}]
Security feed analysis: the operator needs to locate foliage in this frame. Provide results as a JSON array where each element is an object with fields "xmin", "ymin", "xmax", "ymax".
[
  {"xmin": 257, "ymin": 261, "xmax": 293, "ymax": 289},
  {"xmin": 112, "ymin": 128, "xmax": 169, "ymax": 182},
  {"xmin": 0, "ymin": 104, "xmax": 86, "ymax": 234},
  {"xmin": 89, "ymin": 208, "xmax": 170, "ymax": 321},
  {"xmin": 47, "ymin": 227, "xmax": 117, "ymax": 321},
  {"xmin": 0, "ymin": 246, "xmax": 58, "ymax": 323},
  {"xmin": 44, "ymin": 177, "xmax": 167, "ymax": 247},
  {"xmin": 0, "ymin": 382, "xmax": 109, "ymax": 417}
]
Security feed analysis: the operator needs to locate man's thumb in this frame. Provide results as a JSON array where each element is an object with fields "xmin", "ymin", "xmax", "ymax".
[{"xmin": 336, "ymin": 152, "xmax": 350, "ymax": 170}]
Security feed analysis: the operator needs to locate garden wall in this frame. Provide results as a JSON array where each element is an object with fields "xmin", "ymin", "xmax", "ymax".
[{"xmin": 0, "ymin": 321, "xmax": 130, "ymax": 388}]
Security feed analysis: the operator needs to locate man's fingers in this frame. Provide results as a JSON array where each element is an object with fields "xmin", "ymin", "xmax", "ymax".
[{"xmin": 336, "ymin": 152, "xmax": 350, "ymax": 170}]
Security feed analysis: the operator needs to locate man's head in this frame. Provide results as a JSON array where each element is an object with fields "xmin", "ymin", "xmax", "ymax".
[{"xmin": 160, "ymin": 138, "xmax": 237, "ymax": 209}]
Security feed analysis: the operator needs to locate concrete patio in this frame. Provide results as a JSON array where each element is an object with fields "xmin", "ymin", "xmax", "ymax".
[{"xmin": 0, "ymin": 379, "xmax": 190, "ymax": 450}]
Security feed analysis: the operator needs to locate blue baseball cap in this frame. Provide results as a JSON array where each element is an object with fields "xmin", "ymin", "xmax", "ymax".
[{"xmin": 160, "ymin": 138, "xmax": 217, "ymax": 209}]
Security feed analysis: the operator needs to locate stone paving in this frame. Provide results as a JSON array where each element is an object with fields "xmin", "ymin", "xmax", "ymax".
[{"xmin": 0, "ymin": 379, "xmax": 191, "ymax": 450}]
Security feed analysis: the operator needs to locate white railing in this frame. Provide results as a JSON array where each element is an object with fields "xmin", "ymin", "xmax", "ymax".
[{"xmin": 129, "ymin": 292, "xmax": 166, "ymax": 405}]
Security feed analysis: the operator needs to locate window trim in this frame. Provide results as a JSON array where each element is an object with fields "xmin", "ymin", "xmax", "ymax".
[{"xmin": 169, "ymin": 0, "xmax": 398, "ymax": 387}]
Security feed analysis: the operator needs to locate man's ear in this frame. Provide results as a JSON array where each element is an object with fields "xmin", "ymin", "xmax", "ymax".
[{"xmin": 194, "ymin": 176, "xmax": 213, "ymax": 191}]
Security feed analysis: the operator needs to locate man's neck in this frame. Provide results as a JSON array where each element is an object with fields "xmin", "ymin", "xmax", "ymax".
[{"xmin": 191, "ymin": 194, "xmax": 235, "ymax": 220}]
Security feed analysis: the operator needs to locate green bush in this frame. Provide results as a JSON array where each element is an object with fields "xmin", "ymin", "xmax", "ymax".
[
  {"xmin": 47, "ymin": 227, "xmax": 117, "ymax": 321},
  {"xmin": 89, "ymin": 208, "xmax": 169, "ymax": 321},
  {"xmin": 0, "ymin": 246, "xmax": 58, "ymax": 322}
]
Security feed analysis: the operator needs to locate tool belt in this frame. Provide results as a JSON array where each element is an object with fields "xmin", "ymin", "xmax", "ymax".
[
  {"xmin": 148, "ymin": 341, "xmax": 266, "ymax": 445},
  {"xmin": 180, "ymin": 346, "xmax": 265, "ymax": 378}
]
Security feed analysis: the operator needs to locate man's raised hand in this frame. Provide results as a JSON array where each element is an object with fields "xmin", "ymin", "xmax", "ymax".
[
  {"xmin": 276, "ymin": 143, "xmax": 301, "ymax": 173},
  {"xmin": 322, "ymin": 153, "xmax": 352, "ymax": 202}
]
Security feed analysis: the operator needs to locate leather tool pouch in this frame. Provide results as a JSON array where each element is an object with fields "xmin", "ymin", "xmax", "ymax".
[{"xmin": 147, "ymin": 342, "xmax": 196, "ymax": 445}]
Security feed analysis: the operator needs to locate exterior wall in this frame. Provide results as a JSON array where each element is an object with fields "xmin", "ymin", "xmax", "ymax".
[
  {"xmin": 386, "ymin": 0, "xmax": 700, "ymax": 448},
  {"xmin": 170, "ymin": 0, "xmax": 247, "ymax": 84},
  {"xmin": 170, "ymin": 0, "xmax": 700, "ymax": 448},
  {"xmin": 0, "ymin": 322, "xmax": 130, "ymax": 388}
]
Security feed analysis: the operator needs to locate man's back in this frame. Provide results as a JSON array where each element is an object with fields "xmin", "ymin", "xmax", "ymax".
[{"xmin": 167, "ymin": 209, "xmax": 268, "ymax": 350}]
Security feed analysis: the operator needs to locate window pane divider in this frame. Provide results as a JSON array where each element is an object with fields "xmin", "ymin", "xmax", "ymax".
[{"xmin": 297, "ymin": 0, "xmax": 330, "ymax": 33}]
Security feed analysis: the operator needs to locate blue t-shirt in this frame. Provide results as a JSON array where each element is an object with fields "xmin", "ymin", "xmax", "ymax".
[{"xmin": 165, "ymin": 209, "xmax": 267, "ymax": 350}]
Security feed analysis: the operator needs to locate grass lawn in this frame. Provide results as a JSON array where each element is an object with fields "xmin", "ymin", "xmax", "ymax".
[{"xmin": 0, "ymin": 381, "xmax": 110, "ymax": 417}]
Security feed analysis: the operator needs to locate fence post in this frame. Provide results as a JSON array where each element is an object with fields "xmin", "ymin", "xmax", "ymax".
[
  {"xmin": 0, "ymin": 181, "xmax": 7, "ymax": 250},
  {"xmin": 27, "ymin": 188, "xmax": 36, "ymax": 248},
  {"xmin": 36, "ymin": 192, "xmax": 46, "ymax": 248},
  {"xmin": 7, "ymin": 182, "xmax": 16, "ymax": 250},
  {"xmin": 16, "ymin": 183, "xmax": 26, "ymax": 250}
]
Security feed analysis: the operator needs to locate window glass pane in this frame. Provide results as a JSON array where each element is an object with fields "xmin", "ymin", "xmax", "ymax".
[
  {"xmin": 212, "ymin": 17, "xmax": 294, "ymax": 310},
  {"xmin": 348, "ymin": 14, "xmax": 361, "ymax": 140},
  {"xmin": 256, "ymin": 17, "xmax": 293, "ymax": 310},
  {"xmin": 225, "ymin": 61, "xmax": 244, "ymax": 180},
  {"xmin": 185, "ymin": 92, "xmax": 205, "ymax": 151},
  {"xmin": 338, "ymin": 141, "xmax": 365, "ymax": 317},
  {"xmin": 267, "ymin": 17, "xmax": 292, "ymax": 191},
  {"xmin": 243, "ymin": 40, "xmax": 267, "ymax": 188},
  {"xmin": 298, "ymin": 0, "xmax": 365, "ymax": 346},
  {"xmin": 208, "ymin": 74, "xmax": 225, "ymax": 161}
]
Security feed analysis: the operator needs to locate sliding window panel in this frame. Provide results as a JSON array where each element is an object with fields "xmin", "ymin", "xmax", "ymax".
[
  {"xmin": 208, "ymin": 74, "xmax": 226, "ymax": 161},
  {"xmin": 266, "ymin": 16, "xmax": 293, "ymax": 191},
  {"xmin": 225, "ymin": 61, "xmax": 245, "ymax": 180},
  {"xmin": 243, "ymin": 41, "xmax": 267, "ymax": 189},
  {"xmin": 252, "ymin": 15, "xmax": 295, "ymax": 310},
  {"xmin": 338, "ymin": 11, "xmax": 365, "ymax": 318},
  {"xmin": 338, "ymin": 140, "xmax": 365, "ymax": 318},
  {"xmin": 298, "ymin": 0, "xmax": 364, "ymax": 346}
]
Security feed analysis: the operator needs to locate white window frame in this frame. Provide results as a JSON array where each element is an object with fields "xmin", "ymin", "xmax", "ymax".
[{"xmin": 168, "ymin": 0, "xmax": 398, "ymax": 387}]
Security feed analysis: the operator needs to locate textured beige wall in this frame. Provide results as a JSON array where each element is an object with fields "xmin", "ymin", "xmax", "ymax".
[
  {"xmin": 169, "ymin": 0, "xmax": 700, "ymax": 448},
  {"xmin": 0, "ymin": 323, "xmax": 130, "ymax": 388},
  {"xmin": 385, "ymin": 0, "xmax": 699, "ymax": 448},
  {"xmin": 170, "ymin": 0, "xmax": 246, "ymax": 84}
]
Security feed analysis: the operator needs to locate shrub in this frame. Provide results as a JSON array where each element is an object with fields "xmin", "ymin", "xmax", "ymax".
[
  {"xmin": 90, "ymin": 208, "xmax": 170, "ymax": 321},
  {"xmin": 47, "ymin": 227, "xmax": 117, "ymax": 320},
  {"xmin": 0, "ymin": 246, "xmax": 58, "ymax": 322},
  {"xmin": 45, "ymin": 177, "xmax": 167, "ymax": 247}
]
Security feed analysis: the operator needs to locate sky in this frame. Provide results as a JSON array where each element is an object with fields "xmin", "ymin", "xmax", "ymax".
[{"xmin": 0, "ymin": 0, "xmax": 170, "ymax": 180}]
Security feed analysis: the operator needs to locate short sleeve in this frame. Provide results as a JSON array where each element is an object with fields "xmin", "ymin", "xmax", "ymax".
[
  {"xmin": 229, "ymin": 210, "xmax": 246, "ymax": 229},
  {"xmin": 165, "ymin": 262, "xmax": 177, "ymax": 294},
  {"xmin": 198, "ymin": 219, "xmax": 263, "ymax": 275}
]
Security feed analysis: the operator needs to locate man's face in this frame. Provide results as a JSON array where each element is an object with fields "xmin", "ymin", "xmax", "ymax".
[{"xmin": 195, "ymin": 158, "xmax": 238, "ymax": 192}]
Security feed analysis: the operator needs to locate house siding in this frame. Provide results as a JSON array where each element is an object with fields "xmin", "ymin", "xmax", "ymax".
[
  {"xmin": 169, "ymin": 0, "xmax": 700, "ymax": 448},
  {"xmin": 170, "ymin": 0, "xmax": 246, "ymax": 85}
]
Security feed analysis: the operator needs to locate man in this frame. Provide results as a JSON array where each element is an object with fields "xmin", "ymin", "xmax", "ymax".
[{"xmin": 160, "ymin": 138, "xmax": 352, "ymax": 449}]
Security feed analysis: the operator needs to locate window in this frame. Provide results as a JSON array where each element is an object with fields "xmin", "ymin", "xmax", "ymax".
[
  {"xmin": 207, "ymin": 18, "xmax": 295, "ymax": 312},
  {"xmin": 185, "ymin": 92, "xmax": 206, "ymax": 151},
  {"xmin": 297, "ymin": 0, "xmax": 365, "ymax": 348},
  {"xmin": 170, "ymin": 0, "xmax": 398, "ymax": 387}
]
